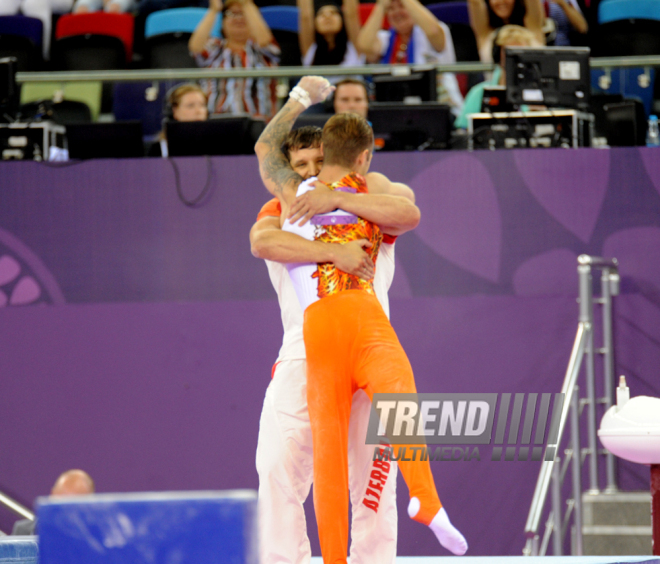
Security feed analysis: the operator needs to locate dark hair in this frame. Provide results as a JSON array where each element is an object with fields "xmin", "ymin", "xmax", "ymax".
[
  {"xmin": 322, "ymin": 113, "xmax": 373, "ymax": 168},
  {"xmin": 334, "ymin": 78, "xmax": 368, "ymax": 98},
  {"xmin": 487, "ymin": 0, "xmax": 526, "ymax": 29},
  {"xmin": 281, "ymin": 126, "xmax": 323, "ymax": 161},
  {"xmin": 312, "ymin": 4, "xmax": 349, "ymax": 66}
]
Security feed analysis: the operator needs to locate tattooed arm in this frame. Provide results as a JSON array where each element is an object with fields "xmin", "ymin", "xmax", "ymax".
[{"xmin": 255, "ymin": 76, "xmax": 334, "ymax": 207}]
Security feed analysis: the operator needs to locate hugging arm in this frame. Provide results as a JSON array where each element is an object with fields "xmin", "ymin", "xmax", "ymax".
[{"xmin": 250, "ymin": 216, "xmax": 375, "ymax": 279}]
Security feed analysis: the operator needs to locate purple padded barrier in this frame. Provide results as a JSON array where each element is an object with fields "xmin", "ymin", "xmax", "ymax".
[{"xmin": 0, "ymin": 148, "xmax": 659, "ymax": 556}]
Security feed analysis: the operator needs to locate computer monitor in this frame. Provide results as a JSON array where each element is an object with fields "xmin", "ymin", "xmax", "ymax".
[
  {"xmin": 368, "ymin": 102, "xmax": 452, "ymax": 150},
  {"xmin": 293, "ymin": 113, "xmax": 332, "ymax": 130},
  {"xmin": 504, "ymin": 46, "xmax": 590, "ymax": 109},
  {"xmin": 481, "ymin": 86, "xmax": 515, "ymax": 113},
  {"xmin": 0, "ymin": 57, "xmax": 18, "ymax": 121},
  {"xmin": 166, "ymin": 116, "xmax": 257, "ymax": 156},
  {"xmin": 373, "ymin": 68, "xmax": 437, "ymax": 103},
  {"xmin": 66, "ymin": 121, "xmax": 144, "ymax": 159}
]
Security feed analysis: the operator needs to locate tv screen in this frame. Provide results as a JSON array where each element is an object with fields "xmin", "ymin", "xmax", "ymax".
[
  {"xmin": 66, "ymin": 121, "xmax": 144, "ymax": 159},
  {"xmin": 504, "ymin": 46, "xmax": 590, "ymax": 109},
  {"xmin": 368, "ymin": 102, "xmax": 452, "ymax": 150},
  {"xmin": 373, "ymin": 68, "xmax": 437, "ymax": 103},
  {"xmin": 166, "ymin": 116, "xmax": 259, "ymax": 157}
]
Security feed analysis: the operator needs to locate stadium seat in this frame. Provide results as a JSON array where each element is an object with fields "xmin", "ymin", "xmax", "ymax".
[
  {"xmin": 260, "ymin": 5, "xmax": 298, "ymax": 32},
  {"xmin": 0, "ymin": 16, "xmax": 43, "ymax": 71},
  {"xmin": 145, "ymin": 33, "xmax": 196, "ymax": 68},
  {"xmin": 144, "ymin": 8, "xmax": 220, "ymax": 68},
  {"xmin": 261, "ymin": 5, "xmax": 300, "ymax": 66},
  {"xmin": 591, "ymin": 67, "xmax": 656, "ymax": 116},
  {"xmin": 55, "ymin": 13, "xmax": 134, "ymax": 62},
  {"xmin": 52, "ymin": 35, "xmax": 127, "ymax": 70},
  {"xmin": 19, "ymin": 99, "xmax": 92, "ymax": 124},
  {"xmin": 427, "ymin": 1, "xmax": 470, "ymax": 25},
  {"xmin": 598, "ymin": 0, "xmax": 660, "ymax": 23},
  {"xmin": 592, "ymin": 19, "xmax": 660, "ymax": 57},
  {"xmin": 112, "ymin": 81, "xmax": 166, "ymax": 138},
  {"xmin": 144, "ymin": 7, "xmax": 220, "ymax": 38},
  {"xmin": 0, "ymin": 536, "xmax": 38, "ymax": 564},
  {"xmin": 20, "ymin": 81, "xmax": 102, "ymax": 120}
]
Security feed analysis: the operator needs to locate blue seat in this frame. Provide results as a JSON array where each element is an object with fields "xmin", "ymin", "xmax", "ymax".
[
  {"xmin": 591, "ymin": 67, "xmax": 656, "ymax": 116},
  {"xmin": 0, "ymin": 15, "xmax": 43, "ymax": 70},
  {"xmin": 426, "ymin": 1, "xmax": 470, "ymax": 25},
  {"xmin": 112, "ymin": 81, "xmax": 167, "ymax": 138},
  {"xmin": 0, "ymin": 535, "xmax": 38, "ymax": 564},
  {"xmin": 144, "ymin": 7, "xmax": 221, "ymax": 39},
  {"xmin": 260, "ymin": 5, "xmax": 298, "ymax": 32},
  {"xmin": 598, "ymin": 0, "xmax": 660, "ymax": 23},
  {"xmin": 0, "ymin": 15, "xmax": 42, "ymax": 49}
]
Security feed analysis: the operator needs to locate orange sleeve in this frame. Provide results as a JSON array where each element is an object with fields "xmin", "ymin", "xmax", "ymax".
[
  {"xmin": 382, "ymin": 234, "xmax": 398, "ymax": 244},
  {"xmin": 256, "ymin": 198, "xmax": 282, "ymax": 221}
]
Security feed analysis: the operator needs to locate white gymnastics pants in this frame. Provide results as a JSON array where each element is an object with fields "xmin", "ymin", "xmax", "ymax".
[{"xmin": 256, "ymin": 358, "xmax": 398, "ymax": 564}]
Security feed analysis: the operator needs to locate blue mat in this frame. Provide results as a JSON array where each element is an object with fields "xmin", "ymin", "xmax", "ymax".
[{"xmin": 37, "ymin": 490, "xmax": 257, "ymax": 564}]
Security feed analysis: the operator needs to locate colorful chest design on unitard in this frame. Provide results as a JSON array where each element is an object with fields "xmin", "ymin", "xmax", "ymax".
[{"xmin": 311, "ymin": 173, "xmax": 382, "ymax": 299}]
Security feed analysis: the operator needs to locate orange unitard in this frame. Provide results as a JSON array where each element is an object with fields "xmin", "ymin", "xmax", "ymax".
[{"xmin": 283, "ymin": 173, "xmax": 442, "ymax": 564}]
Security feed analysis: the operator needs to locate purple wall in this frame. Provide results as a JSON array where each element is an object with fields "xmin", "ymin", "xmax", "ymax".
[{"xmin": 1, "ymin": 148, "xmax": 659, "ymax": 556}]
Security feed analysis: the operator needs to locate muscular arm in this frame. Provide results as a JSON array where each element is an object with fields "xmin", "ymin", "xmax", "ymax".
[
  {"xmin": 289, "ymin": 172, "xmax": 420, "ymax": 236},
  {"xmin": 250, "ymin": 216, "xmax": 375, "ymax": 278},
  {"xmin": 255, "ymin": 99, "xmax": 306, "ymax": 207},
  {"xmin": 255, "ymin": 76, "xmax": 334, "ymax": 207}
]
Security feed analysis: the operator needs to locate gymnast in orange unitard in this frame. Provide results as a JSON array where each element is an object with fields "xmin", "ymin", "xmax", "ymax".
[{"xmin": 255, "ymin": 76, "xmax": 468, "ymax": 564}]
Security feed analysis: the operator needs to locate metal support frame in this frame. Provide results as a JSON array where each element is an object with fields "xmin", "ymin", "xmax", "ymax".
[
  {"xmin": 0, "ymin": 491, "xmax": 34, "ymax": 522},
  {"xmin": 523, "ymin": 255, "xmax": 619, "ymax": 556}
]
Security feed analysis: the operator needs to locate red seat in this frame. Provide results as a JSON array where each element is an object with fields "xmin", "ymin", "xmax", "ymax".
[
  {"xmin": 358, "ymin": 3, "xmax": 389, "ymax": 29},
  {"xmin": 55, "ymin": 13, "xmax": 134, "ymax": 62}
]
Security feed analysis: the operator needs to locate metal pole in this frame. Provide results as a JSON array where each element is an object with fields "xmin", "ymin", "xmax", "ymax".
[
  {"xmin": 578, "ymin": 263, "xmax": 599, "ymax": 493},
  {"xmin": 652, "ymin": 464, "xmax": 660, "ymax": 556},
  {"xmin": 601, "ymin": 268, "xmax": 617, "ymax": 492},
  {"xmin": 0, "ymin": 491, "xmax": 34, "ymax": 520},
  {"xmin": 571, "ymin": 386, "xmax": 584, "ymax": 555},
  {"xmin": 552, "ymin": 458, "xmax": 563, "ymax": 555}
]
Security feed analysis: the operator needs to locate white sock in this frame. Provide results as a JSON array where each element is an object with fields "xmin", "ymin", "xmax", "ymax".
[{"xmin": 408, "ymin": 498, "xmax": 468, "ymax": 556}]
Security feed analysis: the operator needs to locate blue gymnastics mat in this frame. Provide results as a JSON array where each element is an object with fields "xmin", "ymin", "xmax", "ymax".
[
  {"xmin": 37, "ymin": 490, "xmax": 257, "ymax": 564},
  {"xmin": 311, "ymin": 558, "xmax": 659, "ymax": 563}
]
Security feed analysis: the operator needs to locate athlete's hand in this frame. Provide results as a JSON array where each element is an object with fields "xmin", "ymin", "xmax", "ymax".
[
  {"xmin": 289, "ymin": 182, "xmax": 340, "ymax": 226},
  {"xmin": 298, "ymin": 76, "xmax": 335, "ymax": 105},
  {"xmin": 210, "ymin": 0, "xmax": 222, "ymax": 12},
  {"xmin": 332, "ymin": 239, "xmax": 374, "ymax": 280}
]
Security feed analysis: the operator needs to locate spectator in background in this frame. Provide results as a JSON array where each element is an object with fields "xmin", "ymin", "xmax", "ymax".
[
  {"xmin": 454, "ymin": 24, "xmax": 538, "ymax": 128},
  {"xmin": 149, "ymin": 83, "xmax": 209, "ymax": 157},
  {"xmin": 72, "ymin": 0, "xmax": 133, "ymax": 13},
  {"xmin": 0, "ymin": 0, "xmax": 73, "ymax": 59},
  {"xmin": 356, "ymin": 0, "xmax": 464, "ymax": 113},
  {"xmin": 467, "ymin": 0, "xmax": 544, "ymax": 61},
  {"xmin": 189, "ymin": 0, "xmax": 279, "ymax": 120},
  {"xmin": 297, "ymin": 0, "xmax": 364, "ymax": 79},
  {"xmin": 544, "ymin": 0, "xmax": 587, "ymax": 45},
  {"xmin": 11, "ymin": 469, "xmax": 95, "ymax": 536},
  {"xmin": 332, "ymin": 77, "xmax": 368, "ymax": 118}
]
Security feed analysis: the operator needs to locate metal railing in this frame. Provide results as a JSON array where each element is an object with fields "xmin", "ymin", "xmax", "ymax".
[
  {"xmin": 523, "ymin": 254, "xmax": 620, "ymax": 556},
  {"xmin": 14, "ymin": 54, "xmax": 660, "ymax": 84},
  {"xmin": 0, "ymin": 490, "xmax": 34, "ymax": 522}
]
